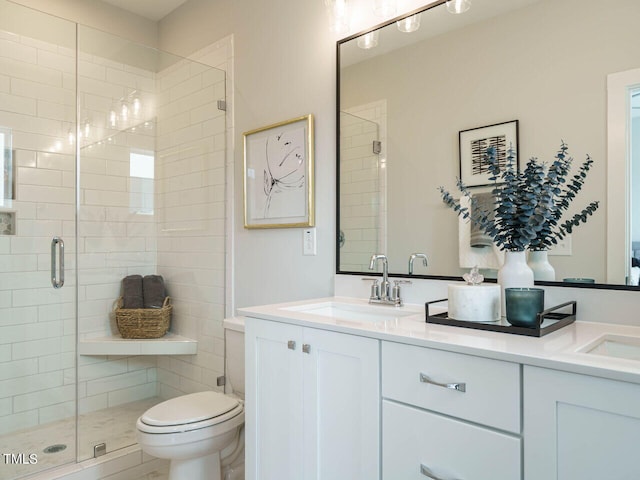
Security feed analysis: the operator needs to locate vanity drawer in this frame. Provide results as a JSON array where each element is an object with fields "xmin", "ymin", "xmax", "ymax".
[
  {"xmin": 382, "ymin": 341, "xmax": 520, "ymax": 432},
  {"xmin": 383, "ymin": 400, "xmax": 521, "ymax": 480}
]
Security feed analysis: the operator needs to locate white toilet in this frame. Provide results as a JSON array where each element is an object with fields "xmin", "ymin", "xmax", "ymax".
[{"xmin": 136, "ymin": 318, "xmax": 245, "ymax": 480}]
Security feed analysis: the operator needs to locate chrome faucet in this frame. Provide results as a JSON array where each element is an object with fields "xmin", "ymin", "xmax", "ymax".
[
  {"xmin": 369, "ymin": 254, "xmax": 390, "ymax": 301},
  {"xmin": 408, "ymin": 253, "xmax": 428, "ymax": 275},
  {"xmin": 366, "ymin": 254, "xmax": 411, "ymax": 306}
]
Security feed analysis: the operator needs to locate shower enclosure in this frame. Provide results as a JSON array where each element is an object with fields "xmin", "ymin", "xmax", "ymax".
[{"xmin": 0, "ymin": 2, "xmax": 227, "ymax": 478}]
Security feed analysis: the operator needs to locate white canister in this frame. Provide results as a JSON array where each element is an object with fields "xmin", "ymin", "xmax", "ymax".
[{"xmin": 448, "ymin": 282, "xmax": 501, "ymax": 322}]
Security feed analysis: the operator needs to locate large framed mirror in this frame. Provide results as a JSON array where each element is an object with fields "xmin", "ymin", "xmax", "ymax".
[{"xmin": 336, "ymin": 0, "xmax": 640, "ymax": 289}]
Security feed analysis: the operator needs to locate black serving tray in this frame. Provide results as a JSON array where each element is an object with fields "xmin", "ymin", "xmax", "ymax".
[{"xmin": 425, "ymin": 299, "xmax": 577, "ymax": 337}]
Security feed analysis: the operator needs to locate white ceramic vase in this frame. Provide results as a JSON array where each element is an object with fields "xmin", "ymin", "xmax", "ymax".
[
  {"xmin": 498, "ymin": 250, "xmax": 535, "ymax": 317},
  {"xmin": 527, "ymin": 250, "xmax": 555, "ymax": 281}
]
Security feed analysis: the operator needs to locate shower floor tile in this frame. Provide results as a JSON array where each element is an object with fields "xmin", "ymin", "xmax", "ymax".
[{"xmin": 0, "ymin": 397, "xmax": 161, "ymax": 479}]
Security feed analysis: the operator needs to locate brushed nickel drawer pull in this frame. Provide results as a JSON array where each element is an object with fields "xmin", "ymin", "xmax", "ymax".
[
  {"xmin": 302, "ymin": 344, "xmax": 311, "ymax": 354},
  {"xmin": 420, "ymin": 463, "xmax": 460, "ymax": 480},
  {"xmin": 287, "ymin": 340, "xmax": 296, "ymax": 350},
  {"xmin": 419, "ymin": 372, "xmax": 466, "ymax": 392}
]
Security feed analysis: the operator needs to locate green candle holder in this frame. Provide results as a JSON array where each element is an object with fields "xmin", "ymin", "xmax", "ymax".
[{"xmin": 505, "ymin": 287, "xmax": 545, "ymax": 328}]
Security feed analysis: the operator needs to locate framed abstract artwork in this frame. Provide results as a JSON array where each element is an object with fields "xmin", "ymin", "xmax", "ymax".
[
  {"xmin": 243, "ymin": 114, "xmax": 315, "ymax": 228},
  {"xmin": 459, "ymin": 120, "xmax": 519, "ymax": 187}
]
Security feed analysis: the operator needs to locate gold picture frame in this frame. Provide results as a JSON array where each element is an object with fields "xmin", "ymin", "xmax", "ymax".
[{"xmin": 243, "ymin": 114, "xmax": 315, "ymax": 228}]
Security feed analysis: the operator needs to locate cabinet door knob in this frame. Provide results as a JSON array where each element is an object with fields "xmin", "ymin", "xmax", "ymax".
[
  {"xmin": 419, "ymin": 373, "xmax": 466, "ymax": 392},
  {"xmin": 420, "ymin": 463, "xmax": 460, "ymax": 480},
  {"xmin": 302, "ymin": 344, "xmax": 311, "ymax": 354},
  {"xmin": 288, "ymin": 340, "xmax": 296, "ymax": 350}
]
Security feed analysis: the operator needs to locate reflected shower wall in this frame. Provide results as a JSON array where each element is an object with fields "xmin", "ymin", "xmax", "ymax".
[{"xmin": 339, "ymin": 110, "xmax": 384, "ymax": 272}]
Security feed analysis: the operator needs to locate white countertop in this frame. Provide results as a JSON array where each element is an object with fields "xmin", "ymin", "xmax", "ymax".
[{"xmin": 238, "ymin": 296, "xmax": 640, "ymax": 385}]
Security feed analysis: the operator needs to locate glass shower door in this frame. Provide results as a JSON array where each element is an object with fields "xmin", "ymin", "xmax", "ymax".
[{"xmin": 0, "ymin": 1, "xmax": 78, "ymax": 477}]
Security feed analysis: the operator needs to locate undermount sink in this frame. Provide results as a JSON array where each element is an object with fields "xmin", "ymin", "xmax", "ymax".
[
  {"xmin": 579, "ymin": 334, "xmax": 640, "ymax": 362},
  {"xmin": 281, "ymin": 301, "xmax": 420, "ymax": 323}
]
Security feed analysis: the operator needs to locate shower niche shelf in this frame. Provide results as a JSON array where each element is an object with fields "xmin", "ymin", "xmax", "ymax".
[{"xmin": 79, "ymin": 333, "xmax": 197, "ymax": 356}]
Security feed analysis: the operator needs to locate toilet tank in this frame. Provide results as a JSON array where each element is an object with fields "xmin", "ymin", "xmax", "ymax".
[{"xmin": 224, "ymin": 317, "xmax": 245, "ymax": 398}]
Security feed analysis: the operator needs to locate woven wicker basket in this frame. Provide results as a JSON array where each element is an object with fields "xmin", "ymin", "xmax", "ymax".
[{"xmin": 115, "ymin": 296, "xmax": 172, "ymax": 339}]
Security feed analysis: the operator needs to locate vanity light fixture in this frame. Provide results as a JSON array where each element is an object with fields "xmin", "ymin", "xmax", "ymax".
[
  {"xmin": 357, "ymin": 30, "xmax": 379, "ymax": 49},
  {"xmin": 396, "ymin": 13, "xmax": 421, "ymax": 33},
  {"xmin": 325, "ymin": 0, "xmax": 350, "ymax": 35},
  {"xmin": 373, "ymin": 0, "xmax": 397, "ymax": 18},
  {"xmin": 446, "ymin": 0, "xmax": 471, "ymax": 14}
]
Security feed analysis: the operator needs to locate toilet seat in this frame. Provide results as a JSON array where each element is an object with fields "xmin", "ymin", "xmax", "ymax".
[{"xmin": 137, "ymin": 391, "xmax": 243, "ymax": 435}]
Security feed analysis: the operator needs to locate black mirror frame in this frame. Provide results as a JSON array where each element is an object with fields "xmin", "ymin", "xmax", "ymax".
[{"xmin": 334, "ymin": 0, "xmax": 640, "ymax": 292}]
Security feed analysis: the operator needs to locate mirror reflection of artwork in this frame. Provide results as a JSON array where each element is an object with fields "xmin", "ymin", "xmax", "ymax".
[
  {"xmin": 471, "ymin": 136, "xmax": 506, "ymax": 174},
  {"xmin": 459, "ymin": 120, "xmax": 519, "ymax": 188},
  {"xmin": 243, "ymin": 115, "xmax": 315, "ymax": 229}
]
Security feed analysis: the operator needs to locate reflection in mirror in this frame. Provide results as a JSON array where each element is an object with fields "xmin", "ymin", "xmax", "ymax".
[{"xmin": 337, "ymin": 0, "xmax": 640, "ymax": 288}]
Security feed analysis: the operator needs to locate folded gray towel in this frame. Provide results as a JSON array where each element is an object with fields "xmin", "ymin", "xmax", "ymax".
[
  {"xmin": 143, "ymin": 275, "xmax": 166, "ymax": 308},
  {"xmin": 122, "ymin": 275, "xmax": 143, "ymax": 309}
]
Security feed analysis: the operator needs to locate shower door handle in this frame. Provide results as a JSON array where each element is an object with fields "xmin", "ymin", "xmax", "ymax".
[{"xmin": 51, "ymin": 236, "xmax": 65, "ymax": 289}]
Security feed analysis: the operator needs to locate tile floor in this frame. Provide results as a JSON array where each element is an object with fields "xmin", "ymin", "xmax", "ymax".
[{"xmin": 0, "ymin": 398, "xmax": 162, "ymax": 479}]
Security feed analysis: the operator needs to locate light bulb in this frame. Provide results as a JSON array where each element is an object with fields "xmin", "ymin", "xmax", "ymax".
[
  {"xmin": 357, "ymin": 31, "xmax": 379, "ymax": 50},
  {"xmin": 133, "ymin": 96, "xmax": 141, "ymax": 116},
  {"xmin": 121, "ymin": 102, "xmax": 129, "ymax": 122},
  {"xmin": 397, "ymin": 13, "xmax": 421, "ymax": 33},
  {"xmin": 446, "ymin": 0, "xmax": 471, "ymax": 14},
  {"xmin": 110, "ymin": 109, "xmax": 117, "ymax": 127}
]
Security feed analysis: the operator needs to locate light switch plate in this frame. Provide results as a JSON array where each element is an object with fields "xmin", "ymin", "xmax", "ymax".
[{"xmin": 303, "ymin": 228, "xmax": 317, "ymax": 255}]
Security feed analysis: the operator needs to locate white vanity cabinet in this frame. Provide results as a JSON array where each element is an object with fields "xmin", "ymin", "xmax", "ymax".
[
  {"xmin": 381, "ymin": 341, "xmax": 522, "ymax": 480},
  {"xmin": 244, "ymin": 317, "xmax": 380, "ymax": 480},
  {"xmin": 523, "ymin": 365, "xmax": 640, "ymax": 480}
]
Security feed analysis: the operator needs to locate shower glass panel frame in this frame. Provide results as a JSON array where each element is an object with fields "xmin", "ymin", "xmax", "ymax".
[{"xmin": 0, "ymin": 2, "xmax": 227, "ymax": 477}]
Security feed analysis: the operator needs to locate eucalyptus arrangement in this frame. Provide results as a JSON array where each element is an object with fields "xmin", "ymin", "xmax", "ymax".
[{"xmin": 439, "ymin": 142, "xmax": 599, "ymax": 252}]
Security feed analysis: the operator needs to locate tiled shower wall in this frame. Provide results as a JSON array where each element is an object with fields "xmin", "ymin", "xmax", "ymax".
[{"xmin": 0, "ymin": 24, "xmax": 228, "ymax": 435}]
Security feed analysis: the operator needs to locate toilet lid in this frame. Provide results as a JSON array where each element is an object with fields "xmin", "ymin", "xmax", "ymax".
[{"xmin": 140, "ymin": 391, "xmax": 240, "ymax": 427}]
